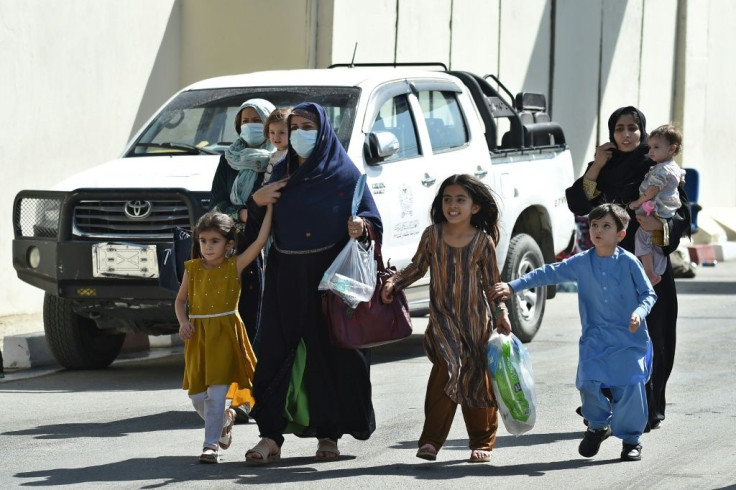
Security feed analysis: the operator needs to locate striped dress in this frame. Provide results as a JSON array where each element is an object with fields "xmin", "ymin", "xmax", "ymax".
[{"xmin": 393, "ymin": 224, "xmax": 501, "ymax": 408}]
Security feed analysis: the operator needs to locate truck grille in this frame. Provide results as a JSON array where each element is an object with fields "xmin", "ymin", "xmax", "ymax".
[{"xmin": 73, "ymin": 199, "xmax": 191, "ymax": 239}]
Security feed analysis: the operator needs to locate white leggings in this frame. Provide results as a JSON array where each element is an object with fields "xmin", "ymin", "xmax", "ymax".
[{"xmin": 190, "ymin": 384, "xmax": 229, "ymax": 450}]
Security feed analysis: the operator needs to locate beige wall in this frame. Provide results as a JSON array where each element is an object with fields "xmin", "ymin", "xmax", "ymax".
[
  {"xmin": 179, "ymin": 0, "xmax": 323, "ymax": 83},
  {"xmin": 331, "ymin": 0, "xmax": 396, "ymax": 64},
  {"xmin": 1, "ymin": 0, "xmax": 735, "ymax": 315},
  {"xmin": 0, "ymin": 0, "xmax": 180, "ymax": 315},
  {"xmin": 676, "ymin": 0, "xmax": 736, "ymax": 212}
]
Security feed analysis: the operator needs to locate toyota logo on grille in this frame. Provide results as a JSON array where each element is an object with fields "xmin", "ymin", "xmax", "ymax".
[{"xmin": 124, "ymin": 200, "xmax": 153, "ymax": 219}]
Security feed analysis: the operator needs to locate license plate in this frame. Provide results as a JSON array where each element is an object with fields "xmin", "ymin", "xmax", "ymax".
[{"xmin": 92, "ymin": 242, "xmax": 159, "ymax": 278}]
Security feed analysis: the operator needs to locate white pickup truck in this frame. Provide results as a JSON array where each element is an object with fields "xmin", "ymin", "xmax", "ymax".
[{"xmin": 12, "ymin": 64, "xmax": 575, "ymax": 369}]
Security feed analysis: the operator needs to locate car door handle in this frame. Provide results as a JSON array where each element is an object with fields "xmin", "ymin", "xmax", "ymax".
[
  {"xmin": 421, "ymin": 173, "xmax": 436, "ymax": 187},
  {"xmin": 474, "ymin": 166, "xmax": 488, "ymax": 178}
]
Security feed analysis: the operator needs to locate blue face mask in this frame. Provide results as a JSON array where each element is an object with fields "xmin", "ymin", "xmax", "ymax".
[
  {"xmin": 240, "ymin": 123, "xmax": 265, "ymax": 147},
  {"xmin": 290, "ymin": 129, "xmax": 318, "ymax": 158}
]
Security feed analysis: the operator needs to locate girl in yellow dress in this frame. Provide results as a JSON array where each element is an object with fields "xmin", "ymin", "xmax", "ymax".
[{"xmin": 175, "ymin": 205, "xmax": 275, "ymax": 463}]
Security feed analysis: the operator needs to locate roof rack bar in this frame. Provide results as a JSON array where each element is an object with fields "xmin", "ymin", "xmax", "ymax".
[{"xmin": 328, "ymin": 62, "xmax": 448, "ymax": 71}]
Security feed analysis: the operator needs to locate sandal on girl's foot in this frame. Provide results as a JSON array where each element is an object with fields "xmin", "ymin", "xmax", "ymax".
[
  {"xmin": 469, "ymin": 449, "xmax": 492, "ymax": 463},
  {"xmin": 416, "ymin": 443, "xmax": 437, "ymax": 461},
  {"xmin": 219, "ymin": 408, "xmax": 235, "ymax": 450},
  {"xmin": 199, "ymin": 447, "xmax": 220, "ymax": 464},
  {"xmin": 245, "ymin": 438, "xmax": 281, "ymax": 465},
  {"xmin": 315, "ymin": 438, "xmax": 340, "ymax": 461}
]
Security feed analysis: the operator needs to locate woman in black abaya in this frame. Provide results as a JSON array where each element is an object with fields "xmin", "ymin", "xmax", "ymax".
[
  {"xmin": 565, "ymin": 106, "xmax": 691, "ymax": 430},
  {"xmin": 243, "ymin": 102, "xmax": 382, "ymax": 463}
]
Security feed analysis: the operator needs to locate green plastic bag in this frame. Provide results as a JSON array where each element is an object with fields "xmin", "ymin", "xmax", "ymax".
[{"xmin": 486, "ymin": 331, "xmax": 537, "ymax": 435}]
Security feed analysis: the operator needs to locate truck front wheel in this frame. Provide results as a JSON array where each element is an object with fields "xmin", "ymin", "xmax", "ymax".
[
  {"xmin": 501, "ymin": 233, "xmax": 546, "ymax": 342},
  {"xmin": 43, "ymin": 294, "xmax": 125, "ymax": 369}
]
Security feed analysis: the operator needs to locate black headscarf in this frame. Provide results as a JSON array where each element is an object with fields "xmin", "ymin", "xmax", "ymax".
[
  {"xmin": 596, "ymin": 106, "xmax": 651, "ymax": 205},
  {"xmin": 268, "ymin": 102, "xmax": 382, "ymax": 250},
  {"xmin": 566, "ymin": 106, "xmax": 651, "ymax": 216}
]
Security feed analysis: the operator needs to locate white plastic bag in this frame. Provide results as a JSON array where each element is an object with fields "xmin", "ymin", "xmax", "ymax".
[
  {"xmin": 486, "ymin": 330, "xmax": 537, "ymax": 435},
  {"xmin": 318, "ymin": 238, "xmax": 377, "ymax": 309},
  {"xmin": 318, "ymin": 173, "xmax": 377, "ymax": 309}
]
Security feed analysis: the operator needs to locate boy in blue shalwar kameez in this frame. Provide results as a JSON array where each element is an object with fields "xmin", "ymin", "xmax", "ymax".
[{"xmin": 492, "ymin": 203, "xmax": 656, "ymax": 462}]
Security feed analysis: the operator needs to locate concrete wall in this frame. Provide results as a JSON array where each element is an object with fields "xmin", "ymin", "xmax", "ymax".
[
  {"xmin": 676, "ymin": 0, "xmax": 736, "ymax": 213},
  {"xmin": 0, "ymin": 0, "xmax": 180, "ymax": 315},
  {"xmin": 1, "ymin": 0, "xmax": 735, "ymax": 316},
  {"xmin": 179, "ymin": 0, "xmax": 323, "ymax": 84}
]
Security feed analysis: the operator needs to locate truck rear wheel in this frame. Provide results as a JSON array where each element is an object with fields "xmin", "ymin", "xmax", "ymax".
[
  {"xmin": 43, "ymin": 294, "xmax": 125, "ymax": 369},
  {"xmin": 501, "ymin": 233, "xmax": 546, "ymax": 342}
]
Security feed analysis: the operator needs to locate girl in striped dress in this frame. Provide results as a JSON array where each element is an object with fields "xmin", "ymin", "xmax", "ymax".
[
  {"xmin": 381, "ymin": 174, "xmax": 512, "ymax": 463},
  {"xmin": 175, "ymin": 205, "xmax": 275, "ymax": 463}
]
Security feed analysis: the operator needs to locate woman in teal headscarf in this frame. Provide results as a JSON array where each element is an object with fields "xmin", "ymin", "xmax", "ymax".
[{"xmin": 211, "ymin": 98, "xmax": 275, "ymax": 422}]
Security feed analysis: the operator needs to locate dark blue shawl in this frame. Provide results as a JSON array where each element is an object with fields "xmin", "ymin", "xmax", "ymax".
[{"xmin": 269, "ymin": 102, "xmax": 382, "ymax": 250}]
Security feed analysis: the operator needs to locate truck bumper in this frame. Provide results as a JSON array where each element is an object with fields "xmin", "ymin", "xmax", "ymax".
[{"xmin": 13, "ymin": 238, "xmax": 179, "ymax": 333}]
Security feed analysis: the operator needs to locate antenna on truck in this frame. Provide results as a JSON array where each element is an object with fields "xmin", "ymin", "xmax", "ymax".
[{"xmin": 350, "ymin": 43, "xmax": 358, "ymax": 67}]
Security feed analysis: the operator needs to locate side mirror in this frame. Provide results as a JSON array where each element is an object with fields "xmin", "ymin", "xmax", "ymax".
[{"xmin": 367, "ymin": 131, "xmax": 400, "ymax": 164}]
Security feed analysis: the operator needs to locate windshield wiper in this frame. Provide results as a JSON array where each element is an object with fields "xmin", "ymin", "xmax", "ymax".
[{"xmin": 132, "ymin": 142, "xmax": 218, "ymax": 155}]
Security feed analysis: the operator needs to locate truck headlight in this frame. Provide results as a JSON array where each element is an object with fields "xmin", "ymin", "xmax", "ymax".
[{"xmin": 16, "ymin": 197, "xmax": 62, "ymax": 238}]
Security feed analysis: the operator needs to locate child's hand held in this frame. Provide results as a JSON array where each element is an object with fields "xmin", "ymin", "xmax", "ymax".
[{"xmin": 491, "ymin": 282, "xmax": 511, "ymax": 301}]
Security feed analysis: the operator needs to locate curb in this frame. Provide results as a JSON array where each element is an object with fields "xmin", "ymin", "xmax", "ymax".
[{"xmin": 2, "ymin": 332, "xmax": 183, "ymax": 370}]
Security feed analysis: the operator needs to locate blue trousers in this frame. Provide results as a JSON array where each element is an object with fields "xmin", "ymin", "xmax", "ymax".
[{"xmin": 579, "ymin": 380, "xmax": 647, "ymax": 445}]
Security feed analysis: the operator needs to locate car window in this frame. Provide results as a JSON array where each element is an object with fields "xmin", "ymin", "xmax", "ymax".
[
  {"xmin": 370, "ymin": 94, "xmax": 419, "ymax": 162},
  {"xmin": 418, "ymin": 90, "xmax": 468, "ymax": 152},
  {"xmin": 128, "ymin": 87, "xmax": 360, "ymax": 156}
]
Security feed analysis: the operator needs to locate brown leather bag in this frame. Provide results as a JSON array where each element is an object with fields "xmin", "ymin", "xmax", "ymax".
[{"xmin": 321, "ymin": 226, "xmax": 413, "ymax": 349}]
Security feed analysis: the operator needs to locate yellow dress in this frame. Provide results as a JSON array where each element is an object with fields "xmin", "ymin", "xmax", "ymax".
[{"xmin": 182, "ymin": 257, "xmax": 256, "ymax": 407}]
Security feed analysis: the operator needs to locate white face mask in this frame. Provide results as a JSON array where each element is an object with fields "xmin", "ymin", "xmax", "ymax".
[
  {"xmin": 240, "ymin": 123, "xmax": 265, "ymax": 147},
  {"xmin": 290, "ymin": 129, "xmax": 318, "ymax": 158}
]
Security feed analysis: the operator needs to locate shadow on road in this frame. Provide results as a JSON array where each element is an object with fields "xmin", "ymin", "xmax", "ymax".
[
  {"xmin": 391, "ymin": 432, "xmax": 582, "ymax": 452},
  {"xmin": 13, "ymin": 445, "xmax": 620, "ymax": 487},
  {"xmin": 2, "ymin": 410, "xmax": 199, "ymax": 440},
  {"xmin": 0, "ymin": 355, "xmax": 184, "ymax": 393}
]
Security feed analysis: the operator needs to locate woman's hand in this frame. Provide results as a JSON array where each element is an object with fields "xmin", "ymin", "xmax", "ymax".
[
  {"xmin": 179, "ymin": 321, "xmax": 195, "ymax": 341},
  {"xmin": 636, "ymin": 214, "xmax": 664, "ymax": 232},
  {"xmin": 380, "ymin": 280, "xmax": 395, "ymax": 304},
  {"xmin": 593, "ymin": 142, "xmax": 616, "ymax": 167},
  {"xmin": 347, "ymin": 216, "xmax": 365, "ymax": 239},
  {"xmin": 585, "ymin": 142, "xmax": 616, "ymax": 182},
  {"xmin": 238, "ymin": 208, "xmax": 248, "ymax": 223},
  {"xmin": 252, "ymin": 179, "xmax": 288, "ymax": 207}
]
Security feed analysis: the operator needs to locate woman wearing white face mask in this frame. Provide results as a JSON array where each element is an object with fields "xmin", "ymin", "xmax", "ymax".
[
  {"xmin": 244, "ymin": 102, "xmax": 382, "ymax": 464},
  {"xmin": 210, "ymin": 98, "xmax": 275, "ymax": 424}
]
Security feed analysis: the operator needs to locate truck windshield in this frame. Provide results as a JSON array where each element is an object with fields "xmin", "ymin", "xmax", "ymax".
[{"xmin": 126, "ymin": 87, "xmax": 361, "ymax": 157}]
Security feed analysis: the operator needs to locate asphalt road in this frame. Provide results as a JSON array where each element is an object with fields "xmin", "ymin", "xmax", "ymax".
[{"xmin": 1, "ymin": 263, "xmax": 735, "ymax": 489}]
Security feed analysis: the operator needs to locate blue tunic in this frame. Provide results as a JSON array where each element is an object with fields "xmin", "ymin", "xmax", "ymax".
[{"xmin": 509, "ymin": 247, "xmax": 656, "ymax": 388}]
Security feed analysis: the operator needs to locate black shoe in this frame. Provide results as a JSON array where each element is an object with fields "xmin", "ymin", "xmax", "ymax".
[
  {"xmin": 621, "ymin": 443, "xmax": 642, "ymax": 461},
  {"xmin": 578, "ymin": 427, "xmax": 611, "ymax": 457},
  {"xmin": 232, "ymin": 405, "xmax": 250, "ymax": 424}
]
